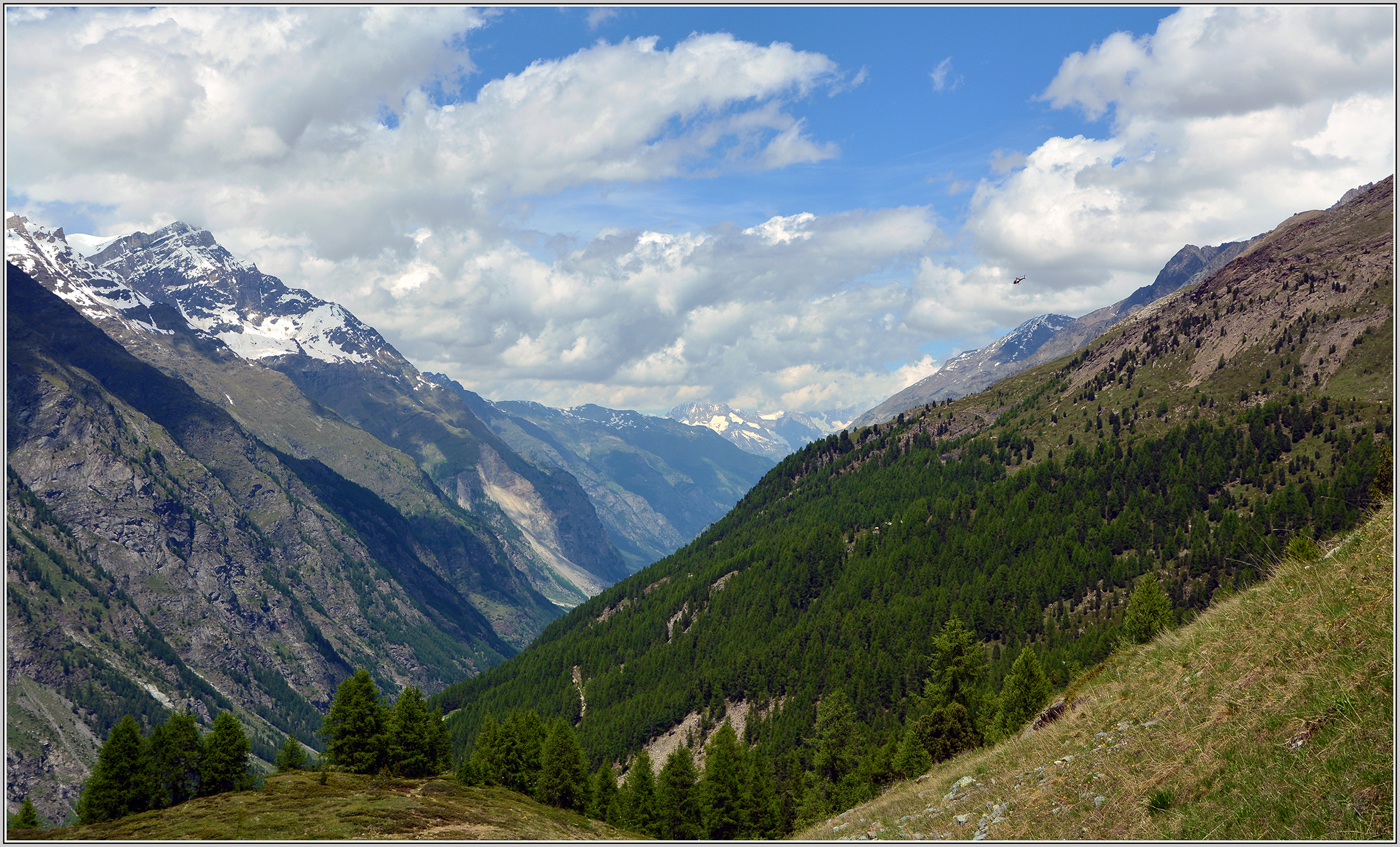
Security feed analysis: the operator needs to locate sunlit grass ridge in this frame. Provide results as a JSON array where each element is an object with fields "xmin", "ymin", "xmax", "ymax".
[{"xmin": 802, "ymin": 498, "xmax": 1394, "ymax": 841}]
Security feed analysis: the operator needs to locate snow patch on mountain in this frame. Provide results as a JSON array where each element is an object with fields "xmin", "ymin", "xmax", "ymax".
[
  {"xmin": 668, "ymin": 401, "xmax": 848, "ymax": 460},
  {"xmin": 5, "ymin": 214, "xmax": 171, "ymax": 336},
  {"xmin": 64, "ymin": 232, "xmax": 129, "ymax": 257}
]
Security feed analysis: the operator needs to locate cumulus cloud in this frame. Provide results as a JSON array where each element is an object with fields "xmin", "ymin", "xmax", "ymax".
[
  {"xmin": 6, "ymin": 6, "xmax": 1394, "ymax": 417},
  {"xmin": 6, "ymin": 9, "xmax": 841, "ymax": 257},
  {"xmin": 967, "ymin": 6, "xmax": 1395, "ymax": 297},
  {"xmin": 339, "ymin": 206, "xmax": 945, "ymax": 411}
]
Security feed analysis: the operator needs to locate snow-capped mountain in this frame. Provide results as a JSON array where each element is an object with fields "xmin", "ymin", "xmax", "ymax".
[
  {"xmin": 6, "ymin": 214, "xmax": 169, "ymax": 337},
  {"xmin": 7, "ymin": 215, "xmax": 398, "ymax": 371},
  {"xmin": 667, "ymin": 401, "xmax": 849, "ymax": 460},
  {"xmin": 7, "ymin": 213, "xmax": 630, "ymax": 611},
  {"xmin": 86, "ymin": 222, "xmax": 396, "ymax": 368}
]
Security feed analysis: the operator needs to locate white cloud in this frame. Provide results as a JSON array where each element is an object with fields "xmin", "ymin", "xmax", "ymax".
[
  {"xmin": 966, "ymin": 5, "xmax": 1395, "ymax": 303},
  {"xmin": 6, "ymin": 6, "xmax": 1394, "ymax": 418},
  {"xmin": 930, "ymin": 57, "xmax": 962, "ymax": 93}
]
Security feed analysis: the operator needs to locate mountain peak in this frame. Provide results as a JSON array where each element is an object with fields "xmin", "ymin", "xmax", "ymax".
[{"xmin": 667, "ymin": 401, "xmax": 845, "ymax": 459}]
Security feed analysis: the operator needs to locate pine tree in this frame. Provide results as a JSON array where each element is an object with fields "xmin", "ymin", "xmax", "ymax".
[
  {"xmin": 387, "ymin": 686, "xmax": 448, "ymax": 777},
  {"xmin": 76, "ymin": 715, "xmax": 154, "ymax": 824},
  {"xmin": 12, "ymin": 797, "xmax": 41, "ymax": 830},
  {"xmin": 589, "ymin": 760, "xmax": 619, "ymax": 823},
  {"xmin": 150, "ymin": 711, "xmax": 204, "ymax": 806},
  {"xmin": 657, "ymin": 746, "xmax": 701, "ymax": 840},
  {"xmin": 993, "ymin": 646, "xmax": 1051, "ymax": 738},
  {"xmin": 1122, "ymin": 571, "xmax": 1174, "ymax": 644},
  {"xmin": 700, "ymin": 723, "xmax": 744, "ymax": 839},
  {"xmin": 495, "ymin": 710, "xmax": 546, "ymax": 796},
  {"xmin": 536, "ymin": 718, "xmax": 589, "ymax": 812},
  {"xmin": 276, "ymin": 735, "xmax": 307, "ymax": 773},
  {"xmin": 321, "ymin": 669, "xmax": 388, "ymax": 774},
  {"xmin": 892, "ymin": 722, "xmax": 932, "ymax": 779},
  {"xmin": 618, "ymin": 750, "xmax": 657, "ymax": 836},
  {"xmin": 740, "ymin": 750, "xmax": 781, "ymax": 839},
  {"xmin": 925, "ymin": 616, "xmax": 986, "ymax": 712},
  {"xmin": 199, "ymin": 712, "xmax": 251, "ymax": 795}
]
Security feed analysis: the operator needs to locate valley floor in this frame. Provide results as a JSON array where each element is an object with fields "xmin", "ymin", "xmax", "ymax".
[{"xmin": 801, "ymin": 500, "xmax": 1394, "ymax": 841}]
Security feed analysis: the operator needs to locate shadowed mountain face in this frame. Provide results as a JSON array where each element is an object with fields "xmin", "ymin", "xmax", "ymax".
[
  {"xmin": 851, "ymin": 238, "xmax": 1256, "ymax": 429},
  {"xmin": 7, "ymin": 214, "xmax": 628, "ymax": 610},
  {"xmin": 7, "ymin": 262, "xmax": 533, "ymax": 824}
]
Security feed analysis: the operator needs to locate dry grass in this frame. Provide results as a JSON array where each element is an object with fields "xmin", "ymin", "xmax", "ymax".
[{"xmin": 801, "ymin": 499, "xmax": 1393, "ymax": 841}]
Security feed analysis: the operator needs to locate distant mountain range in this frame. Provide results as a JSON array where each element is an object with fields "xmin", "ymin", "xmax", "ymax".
[
  {"xmin": 666, "ymin": 401, "xmax": 851, "ymax": 460},
  {"xmin": 850, "ymin": 238, "xmax": 1258, "ymax": 429},
  {"xmin": 431, "ymin": 385, "xmax": 775, "ymax": 571}
]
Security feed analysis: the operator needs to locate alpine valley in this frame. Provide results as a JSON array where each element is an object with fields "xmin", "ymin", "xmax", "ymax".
[
  {"xmin": 428, "ymin": 177, "xmax": 1393, "ymax": 833},
  {"xmin": 4, "ymin": 215, "xmax": 768, "ymax": 824},
  {"xmin": 5, "ymin": 176, "xmax": 1394, "ymax": 835}
]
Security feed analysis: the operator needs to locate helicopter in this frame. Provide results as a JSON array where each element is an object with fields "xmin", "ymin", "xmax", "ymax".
[{"xmin": 1012, "ymin": 276, "xmax": 1025, "ymax": 285}]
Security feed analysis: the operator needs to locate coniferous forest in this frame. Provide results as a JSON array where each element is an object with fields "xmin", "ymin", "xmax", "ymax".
[{"xmin": 431, "ymin": 390, "xmax": 1389, "ymax": 831}]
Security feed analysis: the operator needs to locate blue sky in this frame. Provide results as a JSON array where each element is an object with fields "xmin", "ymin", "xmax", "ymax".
[
  {"xmin": 5, "ymin": 6, "xmax": 1394, "ymax": 417},
  {"xmin": 471, "ymin": 6, "xmax": 1169, "ymax": 234}
]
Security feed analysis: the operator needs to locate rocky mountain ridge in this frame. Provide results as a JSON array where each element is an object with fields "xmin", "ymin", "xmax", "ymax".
[
  {"xmin": 850, "ymin": 236, "xmax": 1258, "ymax": 429},
  {"xmin": 7, "ymin": 263, "xmax": 538, "ymax": 824}
]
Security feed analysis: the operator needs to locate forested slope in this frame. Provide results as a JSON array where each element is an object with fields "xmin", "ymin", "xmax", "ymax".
[{"xmin": 431, "ymin": 177, "xmax": 1393, "ymax": 833}]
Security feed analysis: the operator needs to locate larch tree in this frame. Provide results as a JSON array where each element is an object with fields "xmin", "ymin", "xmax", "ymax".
[
  {"xmin": 589, "ymin": 759, "xmax": 620, "ymax": 823},
  {"xmin": 199, "ymin": 712, "xmax": 251, "ymax": 795},
  {"xmin": 387, "ymin": 686, "xmax": 448, "ymax": 778},
  {"xmin": 1122, "ymin": 571, "xmax": 1174, "ymax": 644},
  {"xmin": 618, "ymin": 750, "xmax": 657, "ymax": 837},
  {"xmin": 321, "ymin": 669, "xmax": 388, "ymax": 775},
  {"xmin": 151, "ymin": 711, "xmax": 204, "ymax": 805},
  {"xmin": 657, "ymin": 746, "xmax": 701, "ymax": 840},
  {"xmin": 700, "ymin": 723, "xmax": 744, "ymax": 839},
  {"xmin": 275, "ymin": 735, "xmax": 307, "ymax": 773},
  {"xmin": 76, "ymin": 715, "xmax": 154, "ymax": 824},
  {"xmin": 992, "ymin": 646, "xmax": 1051, "ymax": 738},
  {"xmin": 536, "ymin": 718, "xmax": 589, "ymax": 812},
  {"xmin": 12, "ymin": 797, "xmax": 41, "ymax": 830}
]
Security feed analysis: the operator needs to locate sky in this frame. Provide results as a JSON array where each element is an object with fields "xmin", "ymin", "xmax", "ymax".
[{"xmin": 5, "ymin": 5, "xmax": 1395, "ymax": 417}]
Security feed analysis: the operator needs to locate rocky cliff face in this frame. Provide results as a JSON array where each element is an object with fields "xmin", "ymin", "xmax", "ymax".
[
  {"xmin": 7, "ymin": 264, "xmax": 532, "ymax": 824},
  {"xmin": 7, "ymin": 214, "xmax": 627, "ymax": 610}
]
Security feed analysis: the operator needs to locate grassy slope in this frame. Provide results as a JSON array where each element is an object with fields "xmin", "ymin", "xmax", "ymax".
[
  {"xmin": 800, "ymin": 498, "xmax": 1393, "ymax": 841},
  {"xmin": 10, "ymin": 771, "xmax": 640, "ymax": 841}
]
